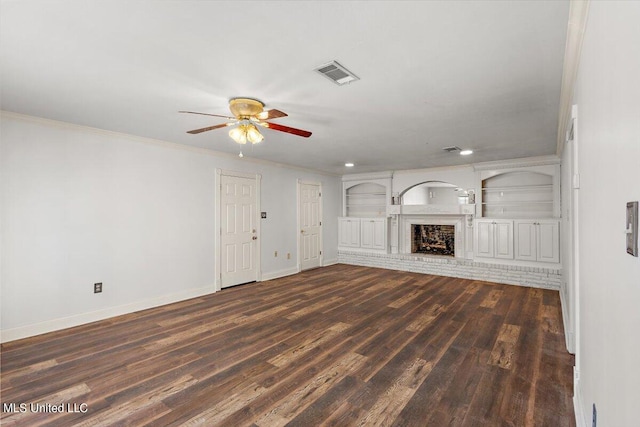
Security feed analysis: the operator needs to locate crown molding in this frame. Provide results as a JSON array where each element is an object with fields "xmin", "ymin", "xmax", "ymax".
[
  {"xmin": 556, "ymin": 0, "xmax": 590, "ymax": 157},
  {"xmin": 342, "ymin": 171, "xmax": 394, "ymax": 181},
  {"xmin": 0, "ymin": 110, "xmax": 339, "ymax": 177},
  {"xmin": 473, "ymin": 155, "xmax": 560, "ymax": 171},
  {"xmin": 391, "ymin": 163, "xmax": 474, "ymax": 176}
]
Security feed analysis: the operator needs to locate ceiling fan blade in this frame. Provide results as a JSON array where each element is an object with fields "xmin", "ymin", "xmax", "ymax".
[
  {"xmin": 262, "ymin": 122, "xmax": 312, "ymax": 138},
  {"xmin": 187, "ymin": 123, "xmax": 231, "ymax": 134},
  {"xmin": 256, "ymin": 109, "xmax": 288, "ymax": 120},
  {"xmin": 179, "ymin": 110, "xmax": 235, "ymax": 120}
]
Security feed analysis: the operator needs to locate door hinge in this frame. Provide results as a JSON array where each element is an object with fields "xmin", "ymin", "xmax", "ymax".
[
  {"xmin": 320, "ymin": 250, "xmax": 322, "ymax": 255},
  {"xmin": 320, "ymin": 221, "xmax": 322, "ymax": 226},
  {"xmin": 319, "ymin": 192, "xmax": 321, "ymax": 197}
]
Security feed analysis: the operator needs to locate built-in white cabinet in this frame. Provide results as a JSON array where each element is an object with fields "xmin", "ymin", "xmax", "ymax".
[
  {"xmin": 341, "ymin": 172, "xmax": 392, "ymax": 253},
  {"xmin": 338, "ymin": 217, "xmax": 387, "ymax": 252},
  {"xmin": 514, "ymin": 220, "xmax": 560, "ymax": 263},
  {"xmin": 475, "ymin": 219, "xmax": 514, "ymax": 259},
  {"xmin": 476, "ymin": 218, "xmax": 560, "ymax": 264},
  {"xmin": 338, "ymin": 217, "xmax": 361, "ymax": 248},
  {"xmin": 472, "ymin": 158, "xmax": 561, "ymax": 266},
  {"xmin": 360, "ymin": 218, "xmax": 387, "ymax": 250}
]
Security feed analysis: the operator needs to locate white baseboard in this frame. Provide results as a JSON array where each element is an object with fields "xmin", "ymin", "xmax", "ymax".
[
  {"xmin": 574, "ymin": 372, "xmax": 588, "ymax": 427},
  {"xmin": 0, "ymin": 285, "xmax": 217, "ymax": 343},
  {"xmin": 323, "ymin": 258, "xmax": 338, "ymax": 266},
  {"xmin": 261, "ymin": 267, "xmax": 299, "ymax": 281},
  {"xmin": 559, "ymin": 286, "xmax": 576, "ymax": 354}
]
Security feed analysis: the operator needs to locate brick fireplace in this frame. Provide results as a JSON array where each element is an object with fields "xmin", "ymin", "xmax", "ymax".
[
  {"xmin": 411, "ymin": 224, "xmax": 455, "ymax": 256},
  {"xmin": 401, "ymin": 215, "xmax": 466, "ymax": 258}
]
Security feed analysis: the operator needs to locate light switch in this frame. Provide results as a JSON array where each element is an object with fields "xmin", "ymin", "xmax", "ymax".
[{"xmin": 627, "ymin": 201, "xmax": 638, "ymax": 257}]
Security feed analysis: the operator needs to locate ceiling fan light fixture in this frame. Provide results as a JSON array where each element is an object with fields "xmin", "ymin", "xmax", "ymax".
[
  {"xmin": 246, "ymin": 124, "xmax": 264, "ymax": 144},
  {"xmin": 229, "ymin": 125, "xmax": 248, "ymax": 144},
  {"xmin": 229, "ymin": 122, "xmax": 264, "ymax": 145},
  {"xmin": 182, "ymin": 98, "xmax": 311, "ymax": 140}
]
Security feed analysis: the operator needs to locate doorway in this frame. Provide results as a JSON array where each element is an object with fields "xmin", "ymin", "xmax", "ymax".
[
  {"xmin": 218, "ymin": 170, "xmax": 261, "ymax": 288},
  {"xmin": 298, "ymin": 180, "xmax": 322, "ymax": 271}
]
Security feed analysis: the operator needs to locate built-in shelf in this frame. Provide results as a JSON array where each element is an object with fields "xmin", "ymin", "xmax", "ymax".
[
  {"xmin": 480, "ymin": 169, "xmax": 557, "ymax": 218},
  {"xmin": 348, "ymin": 204, "xmax": 387, "ymax": 208},
  {"xmin": 482, "ymin": 185, "xmax": 553, "ymax": 192},
  {"xmin": 481, "ymin": 201, "xmax": 553, "ymax": 205},
  {"xmin": 345, "ymin": 182, "xmax": 388, "ymax": 218}
]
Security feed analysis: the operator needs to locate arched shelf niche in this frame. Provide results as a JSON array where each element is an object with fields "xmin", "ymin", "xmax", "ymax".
[
  {"xmin": 345, "ymin": 182, "xmax": 387, "ymax": 217},
  {"xmin": 399, "ymin": 181, "xmax": 473, "ymax": 206},
  {"xmin": 481, "ymin": 171, "xmax": 555, "ymax": 218}
]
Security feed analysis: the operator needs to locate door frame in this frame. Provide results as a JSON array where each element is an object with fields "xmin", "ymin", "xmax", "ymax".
[
  {"xmin": 215, "ymin": 169, "xmax": 262, "ymax": 291},
  {"xmin": 569, "ymin": 104, "xmax": 580, "ymax": 361},
  {"xmin": 297, "ymin": 179, "xmax": 323, "ymax": 272}
]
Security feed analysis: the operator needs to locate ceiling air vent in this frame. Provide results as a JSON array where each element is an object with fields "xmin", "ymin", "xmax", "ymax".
[
  {"xmin": 442, "ymin": 146, "xmax": 462, "ymax": 153},
  {"xmin": 314, "ymin": 61, "xmax": 360, "ymax": 86}
]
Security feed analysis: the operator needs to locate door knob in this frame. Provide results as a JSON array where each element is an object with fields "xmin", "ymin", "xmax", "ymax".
[
  {"xmin": 252, "ymin": 236, "xmax": 257, "ymax": 240},
  {"xmin": 301, "ymin": 230, "xmax": 304, "ymax": 234}
]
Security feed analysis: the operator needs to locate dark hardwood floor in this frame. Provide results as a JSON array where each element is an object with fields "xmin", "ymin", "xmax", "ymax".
[{"xmin": 0, "ymin": 264, "xmax": 575, "ymax": 426}]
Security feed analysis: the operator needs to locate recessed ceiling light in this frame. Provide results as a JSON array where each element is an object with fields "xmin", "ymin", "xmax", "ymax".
[
  {"xmin": 345, "ymin": 162, "xmax": 355, "ymax": 167},
  {"xmin": 460, "ymin": 150, "xmax": 473, "ymax": 156}
]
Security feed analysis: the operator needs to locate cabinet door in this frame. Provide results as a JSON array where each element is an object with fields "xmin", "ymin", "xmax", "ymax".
[
  {"xmin": 361, "ymin": 219, "xmax": 386, "ymax": 250},
  {"xmin": 372, "ymin": 219, "xmax": 387, "ymax": 250},
  {"xmin": 338, "ymin": 218, "xmax": 361, "ymax": 248},
  {"xmin": 360, "ymin": 220, "xmax": 374, "ymax": 249},
  {"xmin": 515, "ymin": 221, "xmax": 537, "ymax": 261},
  {"xmin": 475, "ymin": 220, "xmax": 494, "ymax": 258},
  {"xmin": 537, "ymin": 220, "xmax": 560, "ymax": 263},
  {"xmin": 494, "ymin": 221, "xmax": 514, "ymax": 259},
  {"xmin": 368, "ymin": 219, "xmax": 387, "ymax": 250}
]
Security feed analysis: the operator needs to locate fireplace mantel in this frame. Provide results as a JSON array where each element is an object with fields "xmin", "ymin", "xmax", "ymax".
[
  {"xmin": 387, "ymin": 204, "xmax": 475, "ymax": 216},
  {"xmin": 387, "ymin": 207, "xmax": 475, "ymax": 258},
  {"xmin": 401, "ymin": 216, "xmax": 466, "ymax": 257}
]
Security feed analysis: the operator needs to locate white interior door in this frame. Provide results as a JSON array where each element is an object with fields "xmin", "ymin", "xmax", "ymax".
[
  {"xmin": 299, "ymin": 181, "xmax": 322, "ymax": 270},
  {"xmin": 220, "ymin": 174, "xmax": 258, "ymax": 288}
]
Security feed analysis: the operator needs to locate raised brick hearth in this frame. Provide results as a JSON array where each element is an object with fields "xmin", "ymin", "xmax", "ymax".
[{"xmin": 337, "ymin": 250, "xmax": 562, "ymax": 290}]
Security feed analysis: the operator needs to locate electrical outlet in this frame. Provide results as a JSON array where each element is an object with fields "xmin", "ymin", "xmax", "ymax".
[
  {"xmin": 94, "ymin": 282, "xmax": 102, "ymax": 293},
  {"xmin": 287, "ymin": 253, "xmax": 291, "ymax": 259},
  {"xmin": 592, "ymin": 403, "xmax": 597, "ymax": 427},
  {"xmin": 274, "ymin": 251, "xmax": 278, "ymax": 257}
]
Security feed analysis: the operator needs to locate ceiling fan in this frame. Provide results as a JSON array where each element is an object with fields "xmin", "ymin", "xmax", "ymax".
[{"xmin": 180, "ymin": 98, "xmax": 312, "ymax": 144}]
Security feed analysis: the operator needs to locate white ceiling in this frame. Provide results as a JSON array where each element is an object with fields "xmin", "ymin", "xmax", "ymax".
[{"xmin": 1, "ymin": 1, "xmax": 570, "ymax": 175}]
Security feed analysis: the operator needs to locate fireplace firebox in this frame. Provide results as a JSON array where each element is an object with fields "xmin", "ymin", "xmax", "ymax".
[{"xmin": 411, "ymin": 224, "xmax": 455, "ymax": 256}]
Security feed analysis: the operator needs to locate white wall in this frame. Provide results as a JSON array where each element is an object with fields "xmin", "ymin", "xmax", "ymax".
[
  {"xmin": 571, "ymin": 2, "xmax": 640, "ymax": 426},
  {"xmin": 0, "ymin": 114, "xmax": 340, "ymax": 341}
]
